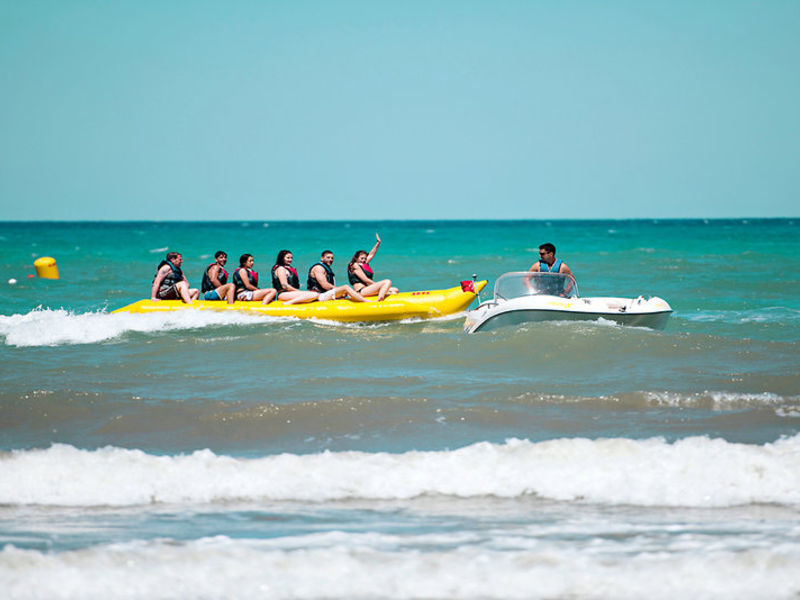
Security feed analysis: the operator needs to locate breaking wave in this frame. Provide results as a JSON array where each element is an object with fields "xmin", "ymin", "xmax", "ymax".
[
  {"xmin": 2, "ymin": 535, "xmax": 799, "ymax": 600},
  {"xmin": 2, "ymin": 435, "xmax": 799, "ymax": 508}
]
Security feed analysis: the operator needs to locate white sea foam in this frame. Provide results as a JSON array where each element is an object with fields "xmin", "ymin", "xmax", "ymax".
[
  {"xmin": 304, "ymin": 310, "xmax": 466, "ymax": 329},
  {"xmin": 522, "ymin": 317, "xmax": 643, "ymax": 332},
  {"xmin": 397, "ymin": 311, "xmax": 466, "ymax": 325},
  {"xmin": 1, "ymin": 534, "xmax": 799, "ymax": 600},
  {"xmin": 591, "ymin": 316, "xmax": 624, "ymax": 328},
  {"xmin": 0, "ymin": 305, "xmax": 468, "ymax": 346},
  {"xmin": 644, "ymin": 390, "xmax": 796, "ymax": 409},
  {"xmin": 776, "ymin": 407, "xmax": 800, "ymax": 418},
  {"xmin": 2, "ymin": 436, "xmax": 800, "ymax": 508},
  {"xmin": 684, "ymin": 307, "xmax": 800, "ymax": 324},
  {"xmin": 0, "ymin": 308, "xmax": 271, "ymax": 347}
]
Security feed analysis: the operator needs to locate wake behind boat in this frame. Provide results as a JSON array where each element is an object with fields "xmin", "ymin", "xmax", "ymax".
[
  {"xmin": 114, "ymin": 281, "xmax": 486, "ymax": 323},
  {"xmin": 464, "ymin": 272, "xmax": 671, "ymax": 333}
]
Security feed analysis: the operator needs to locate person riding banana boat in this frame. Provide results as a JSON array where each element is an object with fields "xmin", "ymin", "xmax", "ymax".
[
  {"xmin": 272, "ymin": 250, "xmax": 319, "ymax": 305},
  {"xmin": 200, "ymin": 250, "xmax": 235, "ymax": 304},
  {"xmin": 233, "ymin": 254, "xmax": 276, "ymax": 304},
  {"xmin": 307, "ymin": 250, "xmax": 366, "ymax": 302},
  {"xmin": 347, "ymin": 233, "xmax": 398, "ymax": 301},
  {"xmin": 151, "ymin": 251, "xmax": 199, "ymax": 304}
]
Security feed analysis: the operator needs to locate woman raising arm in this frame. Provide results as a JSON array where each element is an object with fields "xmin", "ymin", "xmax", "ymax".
[{"xmin": 347, "ymin": 233, "xmax": 398, "ymax": 301}]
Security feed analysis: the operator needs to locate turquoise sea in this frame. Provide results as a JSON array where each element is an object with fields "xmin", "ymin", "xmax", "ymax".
[{"xmin": 1, "ymin": 219, "xmax": 799, "ymax": 598}]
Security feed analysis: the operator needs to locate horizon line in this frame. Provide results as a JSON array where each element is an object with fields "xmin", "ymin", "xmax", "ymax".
[{"xmin": 1, "ymin": 216, "xmax": 797, "ymax": 224}]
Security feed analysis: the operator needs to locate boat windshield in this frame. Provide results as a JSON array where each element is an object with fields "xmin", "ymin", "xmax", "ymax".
[{"xmin": 493, "ymin": 272, "xmax": 579, "ymax": 300}]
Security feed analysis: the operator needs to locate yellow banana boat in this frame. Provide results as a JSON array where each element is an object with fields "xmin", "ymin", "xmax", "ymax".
[{"xmin": 113, "ymin": 281, "xmax": 486, "ymax": 323}]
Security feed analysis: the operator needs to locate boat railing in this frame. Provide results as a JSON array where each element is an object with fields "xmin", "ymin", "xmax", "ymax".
[{"xmin": 493, "ymin": 272, "xmax": 580, "ymax": 300}]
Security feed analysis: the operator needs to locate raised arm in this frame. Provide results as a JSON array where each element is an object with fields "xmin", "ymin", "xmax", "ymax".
[{"xmin": 365, "ymin": 232, "xmax": 381, "ymax": 263}]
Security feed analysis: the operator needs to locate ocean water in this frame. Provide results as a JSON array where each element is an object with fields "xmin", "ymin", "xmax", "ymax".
[{"xmin": 1, "ymin": 219, "xmax": 799, "ymax": 599}]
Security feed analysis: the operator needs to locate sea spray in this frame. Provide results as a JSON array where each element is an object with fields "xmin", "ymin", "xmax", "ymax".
[{"xmin": 0, "ymin": 308, "xmax": 275, "ymax": 347}]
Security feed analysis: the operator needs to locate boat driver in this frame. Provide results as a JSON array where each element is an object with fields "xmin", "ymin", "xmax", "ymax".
[
  {"xmin": 152, "ymin": 252, "xmax": 200, "ymax": 304},
  {"xmin": 527, "ymin": 243, "xmax": 575, "ymax": 296},
  {"xmin": 528, "ymin": 243, "xmax": 573, "ymax": 276},
  {"xmin": 307, "ymin": 250, "xmax": 366, "ymax": 302}
]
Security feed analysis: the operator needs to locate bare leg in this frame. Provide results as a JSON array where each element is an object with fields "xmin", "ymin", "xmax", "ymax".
[
  {"xmin": 378, "ymin": 280, "xmax": 392, "ymax": 301},
  {"xmin": 279, "ymin": 291, "xmax": 319, "ymax": 305},
  {"xmin": 335, "ymin": 285, "xmax": 365, "ymax": 302},
  {"xmin": 176, "ymin": 281, "xmax": 194, "ymax": 304},
  {"xmin": 217, "ymin": 283, "xmax": 235, "ymax": 304},
  {"xmin": 354, "ymin": 280, "xmax": 391, "ymax": 299},
  {"xmin": 259, "ymin": 288, "xmax": 277, "ymax": 304}
]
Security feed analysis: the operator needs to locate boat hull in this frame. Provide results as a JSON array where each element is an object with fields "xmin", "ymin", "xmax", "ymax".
[
  {"xmin": 465, "ymin": 295, "xmax": 672, "ymax": 333},
  {"xmin": 466, "ymin": 307, "xmax": 672, "ymax": 332},
  {"xmin": 114, "ymin": 281, "xmax": 486, "ymax": 323}
]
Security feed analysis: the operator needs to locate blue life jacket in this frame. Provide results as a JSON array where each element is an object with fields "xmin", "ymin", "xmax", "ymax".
[
  {"xmin": 154, "ymin": 260, "xmax": 183, "ymax": 290},
  {"xmin": 539, "ymin": 259, "xmax": 562, "ymax": 273}
]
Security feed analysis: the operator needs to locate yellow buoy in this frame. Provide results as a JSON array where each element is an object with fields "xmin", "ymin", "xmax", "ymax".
[{"xmin": 34, "ymin": 256, "xmax": 59, "ymax": 279}]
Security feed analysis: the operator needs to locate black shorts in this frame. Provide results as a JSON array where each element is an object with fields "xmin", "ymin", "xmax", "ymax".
[{"xmin": 157, "ymin": 285, "xmax": 180, "ymax": 300}]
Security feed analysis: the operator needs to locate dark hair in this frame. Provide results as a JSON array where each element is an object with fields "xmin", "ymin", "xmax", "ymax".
[
  {"xmin": 539, "ymin": 243, "xmax": 556, "ymax": 255},
  {"xmin": 239, "ymin": 253, "xmax": 252, "ymax": 267},
  {"xmin": 166, "ymin": 251, "xmax": 180, "ymax": 262},
  {"xmin": 321, "ymin": 250, "xmax": 333, "ymax": 258},
  {"xmin": 348, "ymin": 250, "xmax": 367, "ymax": 270},
  {"xmin": 214, "ymin": 250, "xmax": 227, "ymax": 259},
  {"xmin": 275, "ymin": 249, "xmax": 292, "ymax": 267}
]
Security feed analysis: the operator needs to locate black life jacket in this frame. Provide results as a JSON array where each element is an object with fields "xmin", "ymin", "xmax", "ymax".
[
  {"xmin": 272, "ymin": 265, "xmax": 299, "ymax": 293},
  {"xmin": 201, "ymin": 263, "xmax": 229, "ymax": 293},
  {"xmin": 307, "ymin": 262, "xmax": 335, "ymax": 292},
  {"xmin": 233, "ymin": 268, "xmax": 258, "ymax": 293},
  {"xmin": 348, "ymin": 262, "xmax": 374, "ymax": 286},
  {"xmin": 154, "ymin": 260, "xmax": 183, "ymax": 290}
]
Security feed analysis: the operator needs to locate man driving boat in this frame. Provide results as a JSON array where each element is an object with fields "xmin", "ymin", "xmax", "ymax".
[
  {"xmin": 528, "ymin": 243, "xmax": 573, "ymax": 277},
  {"xmin": 527, "ymin": 243, "xmax": 575, "ymax": 297}
]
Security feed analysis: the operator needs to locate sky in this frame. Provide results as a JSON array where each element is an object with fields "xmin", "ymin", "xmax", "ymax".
[{"xmin": 1, "ymin": 1, "xmax": 798, "ymax": 220}]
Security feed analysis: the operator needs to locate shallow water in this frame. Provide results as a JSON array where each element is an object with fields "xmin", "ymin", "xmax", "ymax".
[{"xmin": 1, "ymin": 219, "xmax": 799, "ymax": 598}]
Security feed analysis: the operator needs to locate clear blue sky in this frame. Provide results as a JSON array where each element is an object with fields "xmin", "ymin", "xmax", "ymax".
[{"xmin": 1, "ymin": 1, "xmax": 798, "ymax": 220}]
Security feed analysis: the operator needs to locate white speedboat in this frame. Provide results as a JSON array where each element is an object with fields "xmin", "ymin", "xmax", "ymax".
[{"xmin": 464, "ymin": 272, "xmax": 672, "ymax": 333}]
